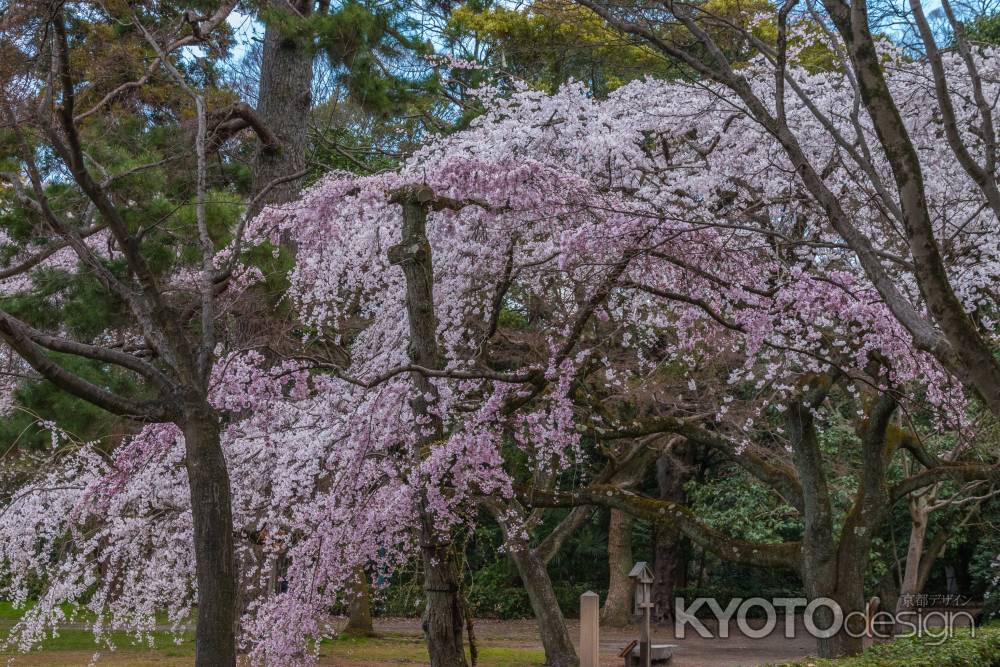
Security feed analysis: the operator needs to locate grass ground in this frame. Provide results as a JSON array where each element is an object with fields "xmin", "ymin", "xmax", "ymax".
[
  {"xmin": 0, "ymin": 609, "xmax": 546, "ymax": 667},
  {"xmin": 0, "ymin": 625, "xmax": 196, "ymax": 665},
  {"xmin": 0, "ymin": 634, "xmax": 545, "ymax": 667},
  {"xmin": 323, "ymin": 634, "xmax": 545, "ymax": 666},
  {"xmin": 0, "ymin": 602, "xmax": 194, "ymax": 665}
]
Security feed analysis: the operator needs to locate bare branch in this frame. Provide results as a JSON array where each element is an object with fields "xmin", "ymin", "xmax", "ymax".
[{"xmin": 0, "ymin": 310, "xmax": 168, "ymax": 420}]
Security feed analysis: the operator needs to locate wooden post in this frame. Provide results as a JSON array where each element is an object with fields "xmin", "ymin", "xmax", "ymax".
[
  {"xmin": 639, "ymin": 602, "xmax": 650, "ymax": 667},
  {"xmin": 580, "ymin": 591, "xmax": 600, "ymax": 667}
]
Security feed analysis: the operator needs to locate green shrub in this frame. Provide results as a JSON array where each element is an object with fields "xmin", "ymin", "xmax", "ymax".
[{"xmin": 764, "ymin": 623, "xmax": 1000, "ymax": 667}]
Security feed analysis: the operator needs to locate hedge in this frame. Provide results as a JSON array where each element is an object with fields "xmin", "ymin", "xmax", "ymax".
[{"xmin": 764, "ymin": 623, "xmax": 1000, "ymax": 667}]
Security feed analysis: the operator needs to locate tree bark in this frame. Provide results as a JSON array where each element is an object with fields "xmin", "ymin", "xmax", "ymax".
[
  {"xmin": 876, "ymin": 562, "xmax": 900, "ymax": 618},
  {"xmin": 507, "ymin": 540, "xmax": 579, "ymax": 667},
  {"xmin": 814, "ymin": 570, "xmax": 866, "ymax": 658},
  {"xmin": 391, "ymin": 186, "xmax": 468, "ymax": 667},
  {"xmin": 652, "ymin": 448, "xmax": 690, "ymax": 623},
  {"xmin": 344, "ymin": 568, "xmax": 376, "ymax": 637},
  {"xmin": 807, "ymin": 394, "xmax": 897, "ymax": 658},
  {"xmin": 602, "ymin": 509, "xmax": 634, "ymax": 627},
  {"xmin": 250, "ymin": 0, "xmax": 314, "ymax": 217},
  {"xmin": 784, "ymin": 390, "xmax": 855, "ymax": 656},
  {"xmin": 896, "ymin": 495, "xmax": 930, "ymax": 619},
  {"xmin": 484, "ymin": 499, "xmax": 582, "ymax": 667},
  {"xmin": 182, "ymin": 402, "xmax": 237, "ymax": 667},
  {"xmin": 420, "ymin": 519, "xmax": 468, "ymax": 667}
]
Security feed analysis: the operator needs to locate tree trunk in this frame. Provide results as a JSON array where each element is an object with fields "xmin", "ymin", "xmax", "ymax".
[
  {"xmin": 815, "ymin": 626, "xmax": 864, "ymax": 660},
  {"xmin": 344, "ymin": 568, "xmax": 376, "ymax": 637},
  {"xmin": 652, "ymin": 448, "xmax": 691, "ymax": 623},
  {"xmin": 420, "ymin": 518, "xmax": 468, "ymax": 667},
  {"xmin": 391, "ymin": 188, "xmax": 468, "ymax": 667},
  {"xmin": 806, "ymin": 395, "xmax": 896, "ymax": 659},
  {"xmin": 602, "ymin": 509, "xmax": 634, "ymax": 627},
  {"xmin": 507, "ymin": 544, "xmax": 579, "ymax": 667},
  {"xmin": 486, "ymin": 500, "xmax": 582, "ymax": 667},
  {"xmin": 895, "ymin": 493, "xmax": 979, "ymax": 630},
  {"xmin": 789, "ymin": 390, "xmax": 873, "ymax": 659},
  {"xmin": 896, "ymin": 495, "xmax": 930, "ymax": 624},
  {"xmin": 250, "ymin": 0, "xmax": 313, "ymax": 217},
  {"xmin": 182, "ymin": 403, "xmax": 237, "ymax": 667},
  {"xmin": 804, "ymin": 568, "xmax": 865, "ymax": 659},
  {"xmin": 651, "ymin": 525, "xmax": 685, "ymax": 624},
  {"xmin": 487, "ymin": 504, "xmax": 579, "ymax": 667}
]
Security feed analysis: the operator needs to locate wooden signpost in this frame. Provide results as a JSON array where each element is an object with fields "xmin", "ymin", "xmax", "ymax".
[{"xmin": 581, "ymin": 591, "xmax": 600, "ymax": 667}]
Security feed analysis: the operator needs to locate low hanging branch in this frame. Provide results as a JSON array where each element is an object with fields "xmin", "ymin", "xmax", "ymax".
[{"xmin": 525, "ymin": 484, "xmax": 803, "ymax": 570}]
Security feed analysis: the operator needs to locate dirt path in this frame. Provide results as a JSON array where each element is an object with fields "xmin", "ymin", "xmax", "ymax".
[{"xmin": 338, "ymin": 616, "xmax": 814, "ymax": 667}]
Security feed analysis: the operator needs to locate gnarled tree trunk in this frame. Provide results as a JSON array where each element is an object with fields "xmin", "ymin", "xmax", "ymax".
[
  {"xmin": 391, "ymin": 186, "xmax": 468, "ymax": 667},
  {"xmin": 804, "ymin": 560, "xmax": 866, "ymax": 658},
  {"xmin": 420, "ymin": 519, "xmax": 468, "ymax": 667}
]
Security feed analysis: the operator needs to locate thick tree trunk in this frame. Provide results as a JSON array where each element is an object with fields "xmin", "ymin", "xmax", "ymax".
[
  {"xmin": 789, "ymin": 387, "xmax": 874, "ymax": 659},
  {"xmin": 250, "ymin": 0, "xmax": 313, "ymax": 217},
  {"xmin": 344, "ymin": 568, "xmax": 376, "ymax": 637},
  {"xmin": 602, "ymin": 509, "xmax": 634, "ymax": 627},
  {"xmin": 817, "ymin": 585, "xmax": 866, "ymax": 658},
  {"xmin": 652, "ymin": 448, "xmax": 690, "ymax": 623},
  {"xmin": 391, "ymin": 187, "xmax": 468, "ymax": 667},
  {"xmin": 420, "ymin": 519, "xmax": 468, "ymax": 667},
  {"xmin": 651, "ymin": 525, "xmax": 684, "ymax": 624},
  {"xmin": 182, "ymin": 404, "xmax": 237, "ymax": 667},
  {"xmin": 798, "ymin": 556, "xmax": 866, "ymax": 659},
  {"xmin": 815, "ymin": 626, "xmax": 864, "ymax": 659},
  {"xmin": 507, "ymin": 544, "xmax": 579, "ymax": 667}
]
